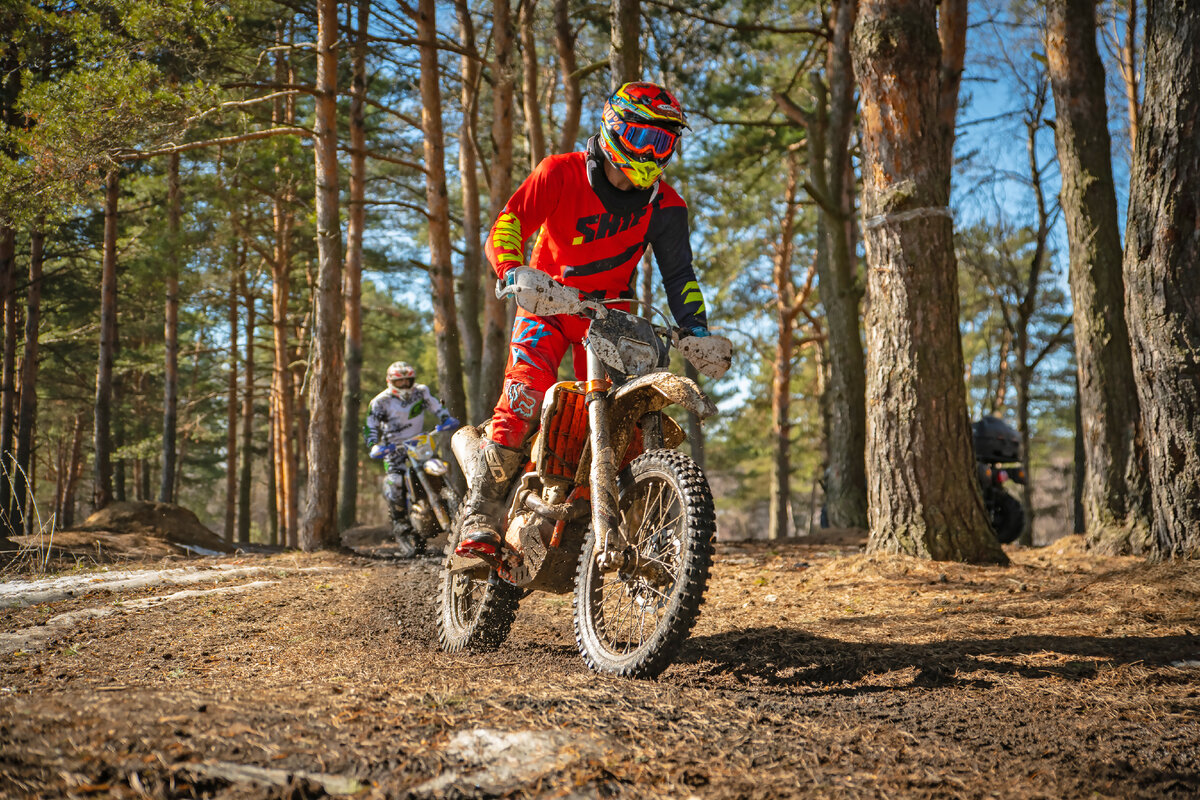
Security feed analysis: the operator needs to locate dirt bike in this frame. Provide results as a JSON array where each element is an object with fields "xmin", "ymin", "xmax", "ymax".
[
  {"xmin": 436, "ymin": 267, "xmax": 732, "ymax": 678},
  {"xmin": 972, "ymin": 416, "xmax": 1027, "ymax": 544},
  {"xmin": 376, "ymin": 421, "xmax": 461, "ymax": 558}
]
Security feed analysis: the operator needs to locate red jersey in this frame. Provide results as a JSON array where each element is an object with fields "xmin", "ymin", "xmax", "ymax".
[{"xmin": 485, "ymin": 137, "xmax": 707, "ymax": 331}]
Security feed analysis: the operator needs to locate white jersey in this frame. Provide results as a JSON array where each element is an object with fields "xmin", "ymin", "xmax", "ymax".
[{"xmin": 365, "ymin": 384, "xmax": 449, "ymax": 446}]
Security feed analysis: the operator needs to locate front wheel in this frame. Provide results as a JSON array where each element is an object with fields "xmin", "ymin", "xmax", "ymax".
[{"xmin": 573, "ymin": 449, "xmax": 715, "ymax": 678}]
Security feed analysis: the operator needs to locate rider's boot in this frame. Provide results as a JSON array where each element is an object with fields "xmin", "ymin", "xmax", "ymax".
[{"xmin": 455, "ymin": 441, "xmax": 525, "ymax": 559}]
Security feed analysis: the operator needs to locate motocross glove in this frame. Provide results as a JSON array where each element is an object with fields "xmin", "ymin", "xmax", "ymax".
[
  {"xmin": 435, "ymin": 416, "xmax": 460, "ymax": 433},
  {"xmin": 369, "ymin": 443, "xmax": 395, "ymax": 460},
  {"xmin": 686, "ymin": 326, "xmax": 711, "ymax": 338}
]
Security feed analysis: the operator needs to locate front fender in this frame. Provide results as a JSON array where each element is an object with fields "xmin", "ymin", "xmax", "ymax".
[{"xmin": 610, "ymin": 372, "xmax": 718, "ymax": 422}]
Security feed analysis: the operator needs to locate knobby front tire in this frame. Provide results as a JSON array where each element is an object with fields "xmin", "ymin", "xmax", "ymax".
[{"xmin": 573, "ymin": 449, "xmax": 716, "ymax": 678}]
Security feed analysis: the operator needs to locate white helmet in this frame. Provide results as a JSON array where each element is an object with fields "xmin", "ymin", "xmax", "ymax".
[{"xmin": 387, "ymin": 361, "xmax": 416, "ymax": 398}]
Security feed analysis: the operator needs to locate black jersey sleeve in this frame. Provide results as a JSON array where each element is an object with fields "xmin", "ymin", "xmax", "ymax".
[{"xmin": 646, "ymin": 200, "xmax": 708, "ymax": 331}]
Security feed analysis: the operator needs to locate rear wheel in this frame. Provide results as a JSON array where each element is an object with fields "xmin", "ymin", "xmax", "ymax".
[
  {"xmin": 437, "ymin": 524, "xmax": 521, "ymax": 652},
  {"xmin": 573, "ymin": 449, "xmax": 715, "ymax": 678}
]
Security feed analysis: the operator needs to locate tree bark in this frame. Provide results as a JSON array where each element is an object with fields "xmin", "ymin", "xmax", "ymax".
[
  {"xmin": 160, "ymin": 152, "xmax": 181, "ymax": 503},
  {"xmin": 853, "ymin": 0, "xmax": 1006, "ymax": 564},
  {"xmin": 62, "ymin": 412, "xmax": 85, "ymax": 528},
  {"xmin": 338, "ymin": 0, "xmax": 369, "ymax": 532},
  {"xmin": 270, "ymin": 39, "xmax": 298, "ymax": 549},
  {"xmin": 769, "ymin": 154, "xmax": 802, "ymax": 541},
  {"xmin": 11, "ymin": 223, "xmax": 43, "ymax": 535},
  {"xmin": 1046, "ymin": 0, "xmax": 1151, "ymax": 553},
  {"xmin": 480, "ymin": 0, "xmax": 516, "ymax": 411},
  {"xmin": 457, "ymin": 0, "xmax": 485, "ymax": 421},
  {"xmin": 609, "ymin": 0, "xmax": 641, "ymax": 88},
  {"xmin": 554, "ymin": 0, "xmax": 581, "ymax": 152},
  {"xmin": 300, "ymin": 0, "xmax": 345, "ymax": 551},
  {"xmin": 224, "ymin": 245, "xmax": 240, "ymax": 544},
  {"xmin": 419, "ymin": 0, "xmax": 467, "ymax": 421},
  {"xmin": 1122, "ymin": 0, "xmax": 1200, "ymax": 559},
  {"xmin": 1119, "ymin": 0, "xmax": 1141, "ymax": 155},
  {"xmin": 521, "ymin": 0, "xmax": 547, "ymax": 170},
  {"xmin": 0, "ymin": 226, "xmax": 13, "ymax": 538},
  {"xmin": 93, "ymin": 169, "xmax": 119, "ymax": 511},
  {"xmin": 814, "ymin": 0, "xmax": 868, "ymax": 529},
  {"xmin": 238, "ymin": 272, "xmax": 255, "ymax": 545},
  {"xmin": 0, "ymin": 227, "xmax": 16, "ymax": 524}
]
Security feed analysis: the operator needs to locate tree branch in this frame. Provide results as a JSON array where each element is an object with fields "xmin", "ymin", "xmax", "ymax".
[
  {"xmin": 643, "ymin": 0, "xmax": 826, "ymax": 37},
  {"xmin": 118, "ymin": 128, "xmax": 312, "ymax": 160}
]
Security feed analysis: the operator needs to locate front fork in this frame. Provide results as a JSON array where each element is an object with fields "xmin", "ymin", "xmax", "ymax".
[
  {"xmin": 586, "ymin": 345, "xmax": 621, "ymax": 563},
  {"xmin": 409, "ymin": 457, "xmax": 451, "ymax": 530}
]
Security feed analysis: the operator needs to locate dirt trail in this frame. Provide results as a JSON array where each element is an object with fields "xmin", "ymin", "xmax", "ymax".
[{"xmin": 1, "ymin": 540, "xmax": 1198, "ymax": 798}]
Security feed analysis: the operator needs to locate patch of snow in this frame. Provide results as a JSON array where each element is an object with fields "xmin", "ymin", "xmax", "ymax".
[
  {"xmin": 0, "ymin": 581, "xmax": 278, "ymax": 654},
  {"xmin": 0, "ymin": 564, "xmax": 335, "ymax": 608}
]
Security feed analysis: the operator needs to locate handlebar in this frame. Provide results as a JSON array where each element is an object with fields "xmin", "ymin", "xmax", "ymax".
[{"xmin": 498, "ymin": 267, "xmax": 732, "ymax": 378}]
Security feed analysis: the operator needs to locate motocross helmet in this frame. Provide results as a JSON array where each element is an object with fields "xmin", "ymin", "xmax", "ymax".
[
  {"xmin": 599, "ymin": 81, "xmax": 688, "ymax": 189},
  {"xmin": 387, "ymin": 361, "xmax": 416, "ymax": 399}
]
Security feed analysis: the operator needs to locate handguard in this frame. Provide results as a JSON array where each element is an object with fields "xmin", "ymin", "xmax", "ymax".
[
  {"xmin": 676, "ymin": 333, "xmax": 733, "ymax": 379},
  {"xmin": 496, "ymin": 267, "xmax": 603, "ymax": 318}
]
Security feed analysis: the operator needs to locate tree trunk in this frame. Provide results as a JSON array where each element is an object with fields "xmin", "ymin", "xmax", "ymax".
[
  {"xmin": 769, "ymin": 154, "xmax": 802, "ymax": 541},
  {"xmin": 11, "ymin": 223, "xmax": 43, "ymax": 535},
  {"xmin": 554, "ymin": 0, "xmax": 581, "ymax": 152},
  {"xmin": 853, "ymin": 0, "xmax": 1006, "ymax": 564},
  {"xmin": 160, "ymin": 152, "xmax": 181, "ymax": 503},
  {"xmin": 224, "ymin": 247, "xmax": 240, "ymax": 544},
  {"xmin": 93, "ymin": 169, "xmax": 119, "ymax": 511},
  {"xmin": 300, "ymin": 0, "xmax": 345, "ymax": 551},
  {"xmin": 480, "ymin": 0, "xmax": 516, "ymax": 411},
  {"xmin": 238, "ymin": 273, "xmax": 255, "ymax": 545},
  {"xmin": 338, "ymin": 0, "xmax": 369, "ymax": 532},
  {"xmin": 1046, "ymin": 0, "xmax": 1151, "ymax": 553},
  {"xmin": 683, "ymin": 359, "xmax": 705, "ymax": 471},
  {"xmin": 1119, "ymin": 0, "xmax": 1140, "ymax": 155},
  {"xmin": 521, "ymin": 0, "xmax": 547, "ymax": 169},
  {"xmin": 457, "ymin": 0, "xmax": 485, "ymax": 422},
  {"xmin": 419, "ymin": 0, "xmax": 467, "ymax": 421},
  {"xmin": 609, "ymin": 0, "xmax": 641, "ymax": 88},
  {"xmin": 0, "ymin": 227, "xmax": 16, "ymax": 524},
  {"xmin": 815, "ymin": 0, "xmax": 868, "ymax": 529},
  {"xmin": 267, "ymin": 422, "xmax": 278, "ymax": 545},
  {"xmin": 62, "ymin": 412, "xmax": 85, "ymax": 529},
  {"xmin": 1122, "ymin": 0, "xmax": 1200, "ymax": 559},
  {"xmin": 0, "ymin": 226, "xmax": 13, "ymax": 539},
  {"xmin": 272, "ymin": 34, "xmax": 299, "ymax": 549}
]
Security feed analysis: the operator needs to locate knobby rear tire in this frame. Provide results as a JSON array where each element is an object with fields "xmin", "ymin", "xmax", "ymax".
[
  {"xmin": 436, "ymin": 524, "xmax": 521, "ymax": 653},
  {"xmin": 573, "ymin": 449, "xmax": 715, "ymax": 678}
]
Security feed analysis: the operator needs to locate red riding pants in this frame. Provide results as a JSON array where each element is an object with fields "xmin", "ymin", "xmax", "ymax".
[{"xmin": 490, "ymin": 309, "xmax": 590, "ymax": 448}]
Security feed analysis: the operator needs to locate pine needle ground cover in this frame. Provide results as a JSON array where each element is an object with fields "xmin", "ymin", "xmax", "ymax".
[{"xmin": 1, "ymin": 539, "xmax": 1197, "ymax": 798}]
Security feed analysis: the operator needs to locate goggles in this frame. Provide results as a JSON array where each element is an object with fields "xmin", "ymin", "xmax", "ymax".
[{"xmin": 606, "ymin": 110, "xmax": 679, "ymax": 163}]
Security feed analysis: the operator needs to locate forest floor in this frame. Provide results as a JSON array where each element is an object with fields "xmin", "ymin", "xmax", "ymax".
[{"xmin": 1, "ymin": 529, "xmax": 1198, "ymax": 799}]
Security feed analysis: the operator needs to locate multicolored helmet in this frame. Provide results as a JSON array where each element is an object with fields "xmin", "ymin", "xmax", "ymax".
[
  {"xmin": 599, "ymin": 82, "xmax": 688, "ymax": 189},
  {"xmin": 387, "ymin": 361, "xmax": 415, "ymax": 390}
]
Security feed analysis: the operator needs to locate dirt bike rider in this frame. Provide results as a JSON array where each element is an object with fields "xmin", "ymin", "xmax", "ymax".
[
  {"xmin": 456, "ymin": 81, "xmax": 711, "ymax": 560},
  {"xmin": 366, "ymin": 362, "xmax": 459, "ymax": 538}
]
